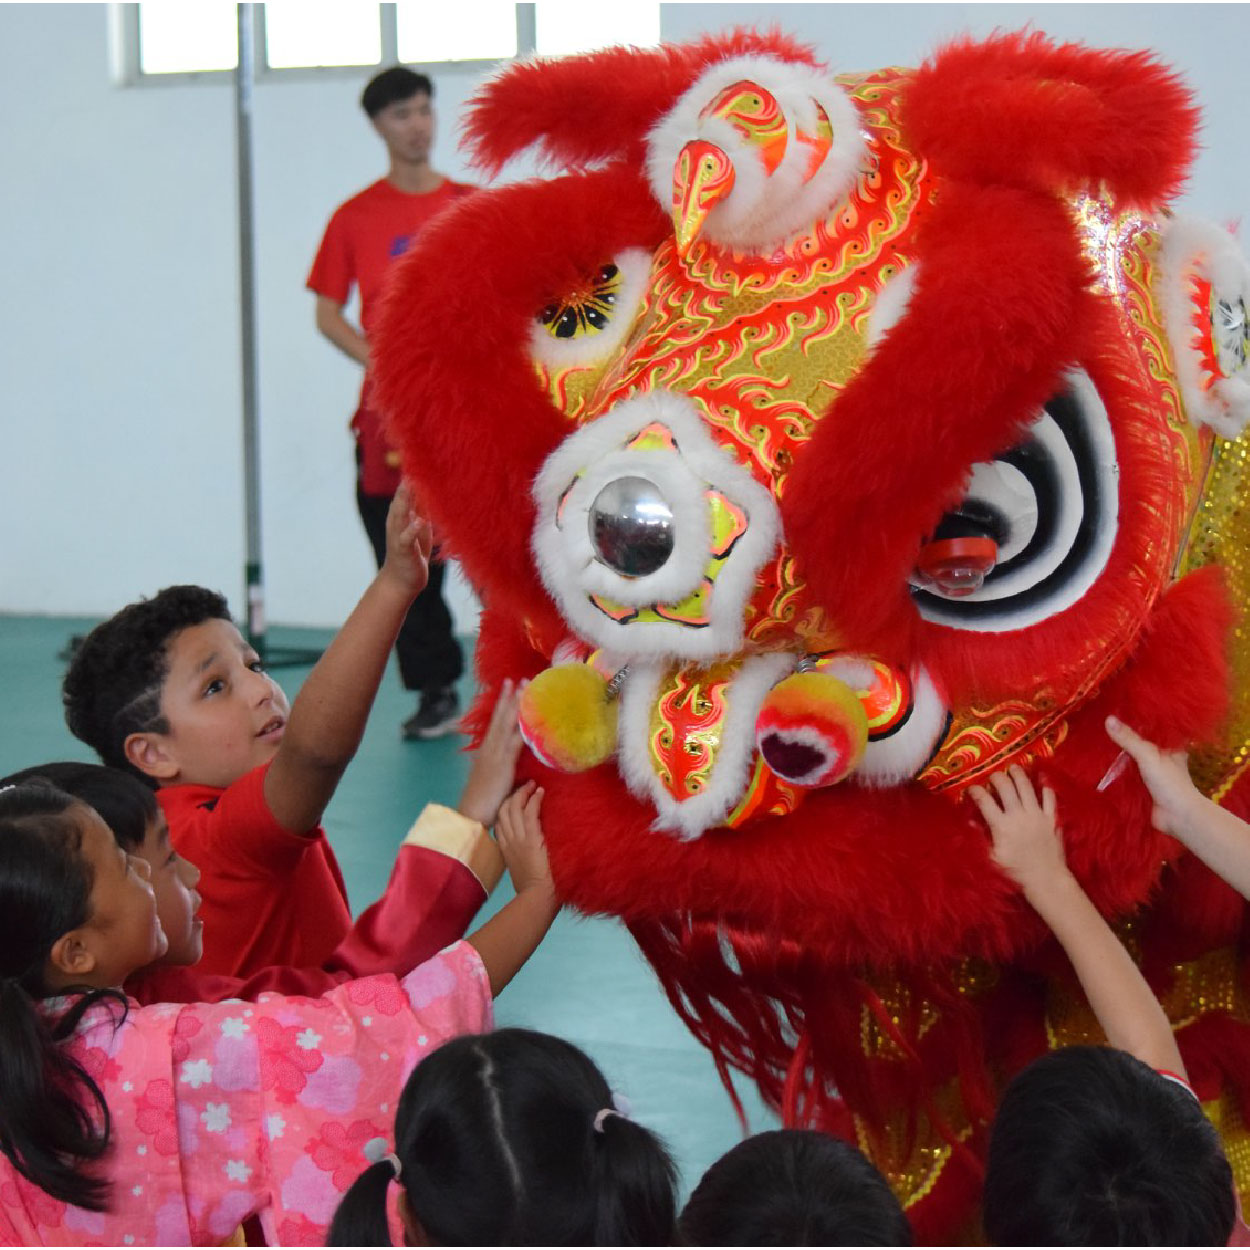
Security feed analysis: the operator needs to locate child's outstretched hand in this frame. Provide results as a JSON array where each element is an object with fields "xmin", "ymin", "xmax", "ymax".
[
  {"xmin": 495, "ymin": 782, "xmax": 555, "ymax": 898},
  {"xmin": 969, "ymin": 766, "xmax": 1066, "ymax": 902},
  {"xmin": 1105, "ymin": 716, "xmax": 1202, "ymax": 839},
  {"xmin": 381, "ymin": 481, "xmax": 434, "ymax": 599},
  {"xmin": 458, "ymin": 680, "xmax": 525, "ymax": 828},
  {"xmin": 466, "ymin": 782, "xmax": 560, "ymax": 995}
]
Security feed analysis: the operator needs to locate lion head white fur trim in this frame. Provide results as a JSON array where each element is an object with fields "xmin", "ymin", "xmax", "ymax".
[
  {"xmin": 865, "ymin": 264, "xmax": 918, "ymax": 353},
  {"xmin": 646, "ymin": 55, "xmax": 867, "ymax": 256},
  {"xmin": 617, "ymin": 652, "xmax": 796, "ymax": 839},
  {"xmin": 852, "ymin": 666, "xmax": 949, "ymax": 788},
  {"xmin": 531, "ymin": 392, "xmax": 781, "ymax": 660},
  {"xmin": 1157, "ymin": 215, "xmax": 1250, "ymax": 439}
]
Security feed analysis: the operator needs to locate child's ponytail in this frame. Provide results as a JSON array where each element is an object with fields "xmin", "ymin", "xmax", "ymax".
[
  {"xmin": 326, "ymin": 1159, "xmax": 394, "ymax": 1247},
  {"xmin": 590, "ymin": 1109, "xmax": 678, "ymax": 1245},
  {"xmin": 329, "ymin": 1028, "xmax": 678, "ymax": 1246},
  {"xmin": 0, "ymin": 783, "xmax": 126, "ymax": 1211}
]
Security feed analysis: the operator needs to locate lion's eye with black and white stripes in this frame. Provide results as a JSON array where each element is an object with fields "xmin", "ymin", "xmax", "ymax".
[{"xmin": 910, "ymin": 368, "xmax": 1119, "ymax": 631}]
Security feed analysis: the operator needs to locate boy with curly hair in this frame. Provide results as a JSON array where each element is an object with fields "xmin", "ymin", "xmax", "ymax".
[{"xmin": 62, "ymin": 486, "xmax": 459, "ymax": 978}]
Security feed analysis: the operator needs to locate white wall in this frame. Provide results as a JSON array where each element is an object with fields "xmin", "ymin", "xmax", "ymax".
[
  {"xmin": 2, "ymin": 3, "xmax": 1246, "ymax": 627},
  {"xmin": 0, "ymin": 2, "xmax": 497, "ymax": 629}
]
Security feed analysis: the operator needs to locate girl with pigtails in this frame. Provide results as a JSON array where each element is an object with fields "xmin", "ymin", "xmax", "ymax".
[
  {"xmin": 328, "ymin": 1028, "xmax": 678, "ymax": 1246},
  {"xmin": 0, "ymin": 776, "xmax": 559, "ymax": 1246}
]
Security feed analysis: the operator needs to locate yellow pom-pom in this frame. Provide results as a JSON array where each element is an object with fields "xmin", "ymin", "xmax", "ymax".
[{"xmin": 519, "ymin": 663, "xmax": 618, "ymax": 772}]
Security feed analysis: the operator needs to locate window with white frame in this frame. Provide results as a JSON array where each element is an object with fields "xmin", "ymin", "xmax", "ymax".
[{"xmin": 116, "ymin": 2, "xmax": 660, "ymax": 83}]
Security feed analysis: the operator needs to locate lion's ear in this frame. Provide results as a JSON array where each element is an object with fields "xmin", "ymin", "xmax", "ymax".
[
  {"xmin": 904, "ymin": 30, "xmax": 1198, "ymax": 207},
  {"xmin": 462, "ymin": 28, "xmax": 820, "ymax": 176}
]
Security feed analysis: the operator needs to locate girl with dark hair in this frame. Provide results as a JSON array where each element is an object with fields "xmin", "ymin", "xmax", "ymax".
[
  {"xmin": 328, "ymin": 1027, "xmax": 678, "ymax": 1246},
  {"xmin": 0, "ymin": 781, "xmax": 560, "ymax": 1245},
  {"xmin": 0, "ymin": 781, "xmax": 154, "ymax": 1214}
]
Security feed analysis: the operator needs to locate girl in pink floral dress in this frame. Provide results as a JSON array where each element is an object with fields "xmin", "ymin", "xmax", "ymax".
[{"xmin": 0, "ymin": 779, "xmax": 557, "ymax": 1246}]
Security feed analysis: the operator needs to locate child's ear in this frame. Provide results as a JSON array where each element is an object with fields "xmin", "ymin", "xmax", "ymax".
[
  {"xmin": 48, "ymin": 929, "xmax": 98, "ymax": 981},
  {"xmin": 124, "ymin": 731, "xmax": 179, "ymax": 782},
  {"xmin": 397, "ymin": 1190, "xmax": 428, "ymax": 1246}
]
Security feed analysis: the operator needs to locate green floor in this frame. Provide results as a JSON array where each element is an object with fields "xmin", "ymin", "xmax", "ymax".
[{"xmin": 0, "ymin": 612, "xmax": 777, "ymax": 1200}]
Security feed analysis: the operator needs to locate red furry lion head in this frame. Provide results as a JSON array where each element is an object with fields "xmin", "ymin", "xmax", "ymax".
[{"xmin": 374, "ymin": 29, "xmax": 1250, "ymax": 1236}]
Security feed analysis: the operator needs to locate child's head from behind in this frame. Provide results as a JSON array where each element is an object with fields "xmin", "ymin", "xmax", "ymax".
[
  {"xmin": 328, "ymin": 1027, "xmax": 678, "ymax": 1246},
  {"xmin": 0, "ymin": 782, "xmax": 168, "ymax": 1209},
  {"xmin": 1, "ymin": 762, "xmax": 202, "ymax": 968},
  {"xmin": 678, "ymin": 1128, "xmax": 912, "ymax": 1246},
  {"xmin": 984, "ymin": 1045, "xmax": 1234, "ymax": 1245},
  {"xmin": 62, "ymin": 586, "xmax": 290, "ymax": 790}
]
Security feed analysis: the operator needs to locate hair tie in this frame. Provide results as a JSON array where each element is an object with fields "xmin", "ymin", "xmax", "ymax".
[
  {"xmin": 593, "ymin": 1088, "xmax": 635, "ymax": 1133},
  {"xmin": 362, "ymin": 1136, "xmax": 403, "ymax": 1182}
]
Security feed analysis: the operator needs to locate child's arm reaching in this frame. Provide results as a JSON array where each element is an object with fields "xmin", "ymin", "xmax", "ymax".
[
  {"xmin": 1106, "ymin": 715, "xmax": 1250, "ymax": 901},
  {"xmin": 265, "ymin": 483, "xmax": 432, "ymax": 834},
  {"xmin": 450, "ymin": 679, "xmax": 526, "ymax": 830},
  {"xmin": 317, "ymin": 683, "xmax": 524, "ymax": 984},
  {"xmin": 395, "ymin": 677, "xmax": 524, "ymax": 885},
  {"xmin": 466, "ymin": 783, "xmax": 560, "ymax": 996},
  {"xmin": 970, "ymin": 766, "xmax": 1186, "ymax": 1077}
]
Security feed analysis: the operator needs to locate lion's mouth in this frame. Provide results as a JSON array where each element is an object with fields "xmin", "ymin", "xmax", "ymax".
[{"xmin": 612, "ymin": 651, "xmax": 949, "ymax": 839}]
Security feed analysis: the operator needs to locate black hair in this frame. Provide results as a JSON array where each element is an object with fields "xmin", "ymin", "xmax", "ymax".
[
  {"xmin": 61, "ymin": 585, "xmax": 232, "ymax": 778},
  {"xmin": 984, "ymin": 1045, "xmax": 1235, "ymax": 1245},
  {"xmin": 328, "ymin": 1027, "xmax": 678, "ymax": 1246},
  {"xmin": 0, "ymin": 783, "xmax": 128, "ymax": 1211},
  {"xmin": 361, "ymin": 65, "xmax": 432, "ymax": 117},
  {"xmin": 0, "ymin": 762, "xmax": 157, "ymax": 851},
  {"xmin": 678, "ymin": 1128, "xmax": 912, "ymax": 1246}
]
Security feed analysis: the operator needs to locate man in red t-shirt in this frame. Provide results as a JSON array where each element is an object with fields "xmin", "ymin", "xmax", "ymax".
[{"xmin": 308, "ymin": 66, "xmax": 472, "ymax": 740}]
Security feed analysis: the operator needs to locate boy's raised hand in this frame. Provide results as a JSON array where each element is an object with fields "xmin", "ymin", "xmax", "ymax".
[
  {"xmin": 969, "ymin": 766, "xmax": 1065, "ymax": 901},
  {"xmin": 458, "ymin": 680, "xmax": 525, "ymax": 828},
  {"xmin": 495, "ymin": 782, "xmax": 555, "ymax": 898},
  {"xmin": 381, "ymin": 481, "xmax": 434, "ymax": 600},
  {"xmin": 1105, "ymin": 716, "xmax": 1201, "ymax": 838},
  {"xmin": 264, "ymin": 479, "xmax": 434, "ymax": 835}
]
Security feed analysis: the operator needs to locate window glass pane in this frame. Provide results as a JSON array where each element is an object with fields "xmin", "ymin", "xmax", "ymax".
[
  {"xmin": 535, "ymin": 0, "xmax": 659, "ymax": 57},
  {"xmin": 265, "ymin": 1, "xmax": 382, "ymax": 69},
  {"xmin": 139, "ymin": 1, "xmax": 237, "ymax": 74},
  {"xmin": 396, "ymin": 1, "xmax": 516, "ymax": 62}
]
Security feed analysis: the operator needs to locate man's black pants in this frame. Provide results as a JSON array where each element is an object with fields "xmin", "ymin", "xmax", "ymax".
[{"xmin": 356, "ymin": 485, "xmax": 464, "ymax": 693}]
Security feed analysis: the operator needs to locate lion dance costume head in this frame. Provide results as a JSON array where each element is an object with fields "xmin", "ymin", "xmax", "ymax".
[{"xmin": 374, "ymin": 28, "xmax": 1250, "ymax": 1239}]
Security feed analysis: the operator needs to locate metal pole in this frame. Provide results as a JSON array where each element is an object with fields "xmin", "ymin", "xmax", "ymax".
[
  {"xmin": 232, "ymin": 5, "xmax": 323, "ymax": 668},
  {"xmin": 235, "ymin": 2, "xmax": 264, "ymax": 650}
]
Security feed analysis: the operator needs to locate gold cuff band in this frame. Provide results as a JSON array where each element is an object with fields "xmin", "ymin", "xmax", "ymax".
[{"xmin": 402, "ymin": 803, "xmax": 504, "ymax": 892}]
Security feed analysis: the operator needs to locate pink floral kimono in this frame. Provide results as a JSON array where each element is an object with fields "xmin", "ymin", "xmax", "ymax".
[{"xmin": 0, "ymin": 941, "xmax": 491, "ymax": 1246}]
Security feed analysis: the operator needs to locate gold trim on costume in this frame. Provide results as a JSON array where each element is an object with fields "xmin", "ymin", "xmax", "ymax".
[{"xmin": 402, "ymin": 804, "xmax": 504, "ymax": 893}]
